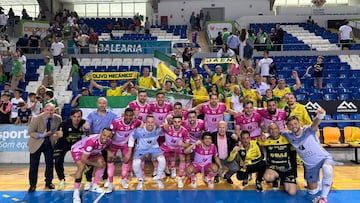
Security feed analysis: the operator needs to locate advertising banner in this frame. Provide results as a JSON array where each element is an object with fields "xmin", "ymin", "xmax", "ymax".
[
  {"xmin": 98, "ymin": 40, "xmax": 171, "ymax": 54},
  {"xmin": 299, "ymin": 100, "xmax": 360, "ymax": 115},
  {"xmin": 0, "ymin": 125, "xmax": 29, "ymax": 152}
]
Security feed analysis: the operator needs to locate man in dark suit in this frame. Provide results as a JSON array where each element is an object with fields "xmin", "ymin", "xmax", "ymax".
[
  {"xmin": 27, "ymin": 103, "xmax": 62, "ymax": 192},
  {"xmin": 211, "ymin": 121, "xmax": 239, "ymax": 184}
]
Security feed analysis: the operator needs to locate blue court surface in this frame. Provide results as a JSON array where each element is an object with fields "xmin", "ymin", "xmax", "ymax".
[{"xmin": 1, "ymin": 190, "xmax": 359, "ymax": 203}]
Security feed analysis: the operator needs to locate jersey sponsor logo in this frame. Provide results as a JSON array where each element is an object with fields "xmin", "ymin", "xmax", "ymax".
[
  {"xmin": 336, "ymin": 101, "xmax": 358, "ymax": 113},
  {"xmin": 86, "ymin": 146, "xmax": 93, "ymax": 152},
  {"xmin": 305, "ymin": 101, "xmax": 322, "ymax": 113}
]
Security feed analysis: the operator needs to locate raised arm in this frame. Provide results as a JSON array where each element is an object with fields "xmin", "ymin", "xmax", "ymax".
[
  {"xmin": 311, "ymin": 107, "xmax": 326, "ymax": 132},
  {"xmin": 292, "ymin": 70, "xmax": 301, "ymax": 91}
]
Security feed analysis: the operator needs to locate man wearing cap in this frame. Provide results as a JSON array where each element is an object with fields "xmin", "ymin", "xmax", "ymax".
[{"xmin": 71, "ymin": 87, "xmax": 90, "ymax": 107}]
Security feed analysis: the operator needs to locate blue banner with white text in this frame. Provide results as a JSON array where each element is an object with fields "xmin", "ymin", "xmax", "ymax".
[
  {"xmin": 0, "ymin": 125, "xmax": 29, "ymax": 152},
  {"xmin": 98, "ymin": 40, "xmax": 171, "ymax": 54}
]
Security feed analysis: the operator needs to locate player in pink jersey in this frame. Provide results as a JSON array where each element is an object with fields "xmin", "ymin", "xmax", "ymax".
[
  {"xmin": 193, "ymin": 93, "xmax": 237, "ymax": 133},
  {"xmin": 234, "ymin": 101, "xmax": 263, "ymax": 139},
  {"xmin": 161, "ymin": 115, "xmax": 190, "ymax": 188},
  {"xmin": 107, "ymin": 108, "xmax": 142, "ymax": 191},
  {"xmin": 184, "ymin": 131, "xmax": 222, "ymax": 188},
  {"xmin": 149, "ymin": 92, "xmax": 173, "ymax": 126},
  {"xmin": 71, "ymin": 128, "xmax": 114, "ymax": 203},
  {"xmin": 165, "ymin": 102, "xmax": 188, "ymax": 124},
  {"xmin": 257, "ymin": 99, "xmax": 286, "ymax": 131},
  {"xmin": 128, "ymin": 90, "xmax": 151, "ymax": 122},
  {"xmin": 181, "ymin": 110, "xmax": 207, "ymax": 185}
]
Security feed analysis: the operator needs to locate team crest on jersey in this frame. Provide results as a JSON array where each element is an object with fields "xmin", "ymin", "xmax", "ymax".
[
  {"xmin": 299, "ymin": 145, "xmax": 305, "ymax": 150},
  {"xmin": 68, "ymin": 128, "xmax": 72, "ymax": 132},
  {"xmin": 159, "ymin": 109, "xmax": 163, "ymax": 113},
  {"xmin": 86, "ymin": 146, "xmax": 93, "ymax": 152},
  {"xmin": 147, "ymin": 140, "xmax": 152, "ymax": 144}
]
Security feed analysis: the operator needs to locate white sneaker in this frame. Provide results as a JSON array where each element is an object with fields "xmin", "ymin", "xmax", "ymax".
[
  {"xmin": 191, "ymin": 177, "xmax": 197, "ymax": 188},
  {"xmin": 136, "ymin": 179, "xmax": 144, "ymax": 190},
  {"xmin": 204, "ymin": 177, "xmax": 214, "ymax": 188},
  {"xmin": 90, "ymin": 184, "xmax": 104, "ymax": 193},
  {"xmin": 156, "ymin": 179, "xmax": 164, "ymax": 189},
  {"xmin": 152, "ymin": 170, "xmax": 157, "ymax": 177},
  {"xmin": 58, "ymin": 179, "xmax": 65, "ymax": 191},
  {"xmin": 73, "ymin": 190, "xmax": 81, "ymax": 203},
  {"xmin": 103, "ymin": 179, "xmax": 110, "ymax": 188},
  {"xmin": 177, "ymin": 177, "xmax": 184, "ymax": 188},
  {"xmin": 171, "ymin": 168, "xmax": 177, "ymax": 179},
  {"xmin": 84, "ymin": 182, "xmax": 92, "ymax": 191},
  {"xmin": 105, "ymin": 183, "xmax": 114, "ymax": 193},
  {"xmin": 121, "ymin": 179, "xmax": 129, "ymax": 189}
]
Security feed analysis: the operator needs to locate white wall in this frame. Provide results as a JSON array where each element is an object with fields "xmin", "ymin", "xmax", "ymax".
[{"xmin": 157, "ymin": 0, "xmax": 273, "ymax": 25}]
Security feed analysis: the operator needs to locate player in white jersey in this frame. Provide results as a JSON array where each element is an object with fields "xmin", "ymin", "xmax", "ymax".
[
  {"xmin": 71, "ymin": 128, "xmax": 114, "ymax": 203},
  {"xmin": 283, "ymin": 108, "xmax": 334, "ymax": 203},
  {"xmin": 184, "ymin": 132, "xmax": 222, "ymax": 188},
  {"xmin": 127, "ymin": 115, "xmax": 166, "ymax": 190},
  {"xmin": 161, "ymin": 115, "xmax": 190, "ymax": 187},
  {"xmin": 234, "ymin": 101, "xmax": 263, "ymax": 139},
  {"xmin": 193, "ymin": 93, "xmax": 237, "ymax": 133},
  {"xmin": 107, "ymin": 108, "xmax": 142, "ymax": 190},
  {"xmin": 128, "ymin": 90, "xmax": 151, "ymax": 122}
]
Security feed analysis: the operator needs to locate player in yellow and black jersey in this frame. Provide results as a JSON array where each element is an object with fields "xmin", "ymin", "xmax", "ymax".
[
  {"xmin": 228, "ymin": 130, "xmax": 266, "ymax": 192},
  {"xmin": 259, "ymin": 122, "xmax": 297, "ymax": 195}
]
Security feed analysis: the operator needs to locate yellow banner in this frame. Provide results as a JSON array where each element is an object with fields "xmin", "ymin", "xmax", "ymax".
[
  {"xmin": 84, "ymin": 72, "xmax": 138, "ymax": 81},
  {"xmin": 202, "ymin": 58, "xmax": 238, "ymax": 65}
]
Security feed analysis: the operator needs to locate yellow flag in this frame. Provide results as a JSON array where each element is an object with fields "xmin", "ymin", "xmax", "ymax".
[{"xmin": 156, "ymin": 62, "xmax": 177, "ymax": 87}]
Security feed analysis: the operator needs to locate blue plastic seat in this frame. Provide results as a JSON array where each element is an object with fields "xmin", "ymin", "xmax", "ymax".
[
  {"xmin": 296, "ymin": 93, "xmax": 308, "ymax": 101},
  {"xmin": 333, "ymin": 113, "xmax": 353, "ymax": 129},
  {"xmin": 338, "ymin": 93, "xmax": 352, "ymax": 100},
  {"xmin": 323, "ymin": 93, "xmax": 337, "ymax": 101},
  {"xmin": 350, "ymin": 114, "xmax": 360, "ymax": 128},
  {"xmin": 309, "ymin": 93, "xmax": 323, "ymax": 100}
]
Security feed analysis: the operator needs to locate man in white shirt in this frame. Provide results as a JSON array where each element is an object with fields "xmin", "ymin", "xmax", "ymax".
[
  {"xmin": 255, "ymin": 50, "xmax": 273, "ymax": 81},
  {"xmin": 338, "ymin": 21, "xmax": 353, "ymax": 50},
  {"xmin": 50, "ymin": 37, "xmax": 65, "ymax": 69}
]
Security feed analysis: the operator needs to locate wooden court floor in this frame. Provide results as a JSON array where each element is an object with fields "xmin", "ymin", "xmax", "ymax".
[{"xmin": 0, "ymin": 163, "xmax": 359, "ymax": 191}]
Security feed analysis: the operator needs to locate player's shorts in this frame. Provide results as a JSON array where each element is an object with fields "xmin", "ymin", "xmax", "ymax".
[
  {"xmin": 305, "ymin": 157, "xmax": 334, "ymax": 183},
  {"xmin": 192, "ymin": 163, "xmax": 212, "ymax": 175},
  {"xmin": 275, "ymin": 169, "xmax": 297, "ymax": 184},
  {"xmin": 134, "ymin": 147, "xmax": 163, "ymax": 159},
  {"xmin": 111, "ymin": 144, "xmax": 129, "ymax": 157},
  {"xmin": 160, "ymin": 144, "xmax": 184, "ymax": 155},
  {"xmin": 71, "ymin": 151, "xmax": 102, "ymax": 163}
]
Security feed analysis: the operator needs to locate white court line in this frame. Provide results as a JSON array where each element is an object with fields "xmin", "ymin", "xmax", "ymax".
[{"xmin": 93, "ymin": 191, "xmax": 105, "ymax": 203}]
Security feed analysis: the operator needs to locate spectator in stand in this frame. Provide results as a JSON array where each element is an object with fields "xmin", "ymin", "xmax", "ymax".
[
  {"xmin": 222, "ymin": 28, "xmax": 230, "ymax": 45},
  {"xmin": 1, "ymin": 82, "xmax": 13, "ymax": 98},
  {"xmin": 238, "ymin": 29, "xmax": 247, "ymax": 62},
  {"xmin": 90, "ymin": 78, "xmax": 133, "ymax": 97},
  {"xmin": 43, "ymin": 90, "xmax": 59, "ymax": 109},
  {"xmin": 42, "ymin": 56, "xmax": 54, "ymax": 87},
  {"xmin": 15, "ymin": 101, "xmax": 32, "ymax": 125},
  {"xmin": 307, "ymin": 16, "xmax": 315, "ymax": 24},
  {"xmin": 213, "ymin": 31, "xmax": 223, "ymax": 51},
  {"xmin": 261, "ymin": 89, "xmax": 281, "ymax": 108},
  {"xmin": 78, "ymin": 30, "xmax": 89, "ymax": 54},
  {"xmin": 28, "ymin": 29, "xmax": 41, "ymax": 54},
  {"xmin": 7, "ymin": 8, "xmax": 15, "ymax": 19},
  {"xmin": 67, "ymin": 57, "xmax": 80, "ymax": 91},
  {"xmin": 22, "ymin": 9, "xmax": 31, "ymax": 20},
  {"xmin": 227, "ymin": 32, "xmax": 241, "ymax": 56},
  {"xmin": 255, "ymin": 28, "xmax": 267, "ymax": 51},
  {"xmin": 17, "ymin": 34, "xmax": 29, "ymax": 54},
  {"xmin": 230, "ymin": 85, "xmax": 243, "ymax": 113},
  {"xmin": 268, "ymin": 28, "xmax": 276, "ymax": 50},
  {"xmin": 88, "ymin": 28, "xmax": 99, "ymax": 54},
  {"xmin": 189, "ymin": 12, "xmax": 196, "ymax": 30},
  {"xmin": 2, "ymin": 50, "xmax": 13, "ymax": 82},
  {"xmin": 145, "ymin": 17, "xmax": 150, "ymax": 34},
  {"xmin": 192, "ymin": 28, "xmax": 198, "ymax": 46},
  {"xmin": 72, "ymin": 31, "xmax": 80, "ymax": 54},
  {"xmin": 50, "ymin": 37, "xmax": 65, "ymax": 69},
  {"xmin": 78, "ymin": 20, "xmax": 89, "ymax": 35},
  {"xmin": 199, "ymin": 10, "xmax": 204, "ymax": 30},
  {"xmin": 241, "ymin": 39, "xmax": 254, "ymax": 73},
  {"xmin": 134, "ymin": 17, "xmax": 141, "ymax": 33},
  {"xmin": 0, "ymin": 92, "xmax": 12, "ymax": 124},
  {"xmin": 274, "ymin": 24, "xmax": 284, "ymax": 51},
  {"xmin": 0, "ymin": 7, "xmax": 8, "ymax": 32},
  {"xmin": 27, "ymin": 92, "xmax": 42, "ymax": 116},
  {"xmin": 36, "ymin": 85, "xmax": 47, "ymax": 104},
  {"xmin": 17, "ymin": 49, "xmax": 27, "ymax": 82},
  {"xmin": 10, "ymin": 88, "xmax": 24, "ymax": 123},
  {"xmin": 10, "ymin": 53, "xmax": 23, "ymax": 91},
  {"xmin": 338, "ymin": 20, "xmax": 353, "ymax": 50},
  {"xmin": 180, "ymin": 47, "xmax": 197, "ymax": 68},
  {"xmin": 273, "ymin": 71, "xmax": 301, "ymax": 109},
  {"xmin": 0, "ymin": 34, "xmax": 10, "ymax": 55},
  {"xmin": 247, "ymin": 29, "xmax": 256, "ymax": 46},
  {"xmin": 52, "ymin": 22, "xmax": 64, "ymax": 42},
  {"xmin": 137, "ymin": 67, "xmax": 157, "ymax": 89},
  {"xmin": 255, "ymin": 50, "xmax": 274, "ymax": 81},
  {"xmin": 71, "ymin": 87, "xmax": 90, "ymax": 107},
  {"xmin": 268, "ymin": 75, "xmax": 278, "ymax": 90},
  {"xmin": 251, "ymin": 73, "xmax": 270, "ymax": 96},
  {"xmin": 305, "ymin": 55, "xmax": 324, "ymax": 90}
]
